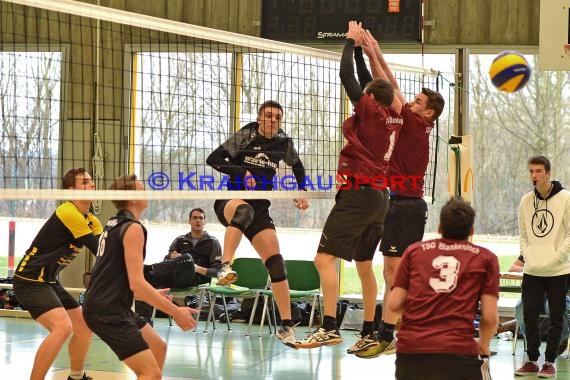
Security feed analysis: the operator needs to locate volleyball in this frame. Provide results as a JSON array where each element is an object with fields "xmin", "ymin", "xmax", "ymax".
[{"xmin": 489, "ymin": 51, "xmax": 531, "ymax": 93}]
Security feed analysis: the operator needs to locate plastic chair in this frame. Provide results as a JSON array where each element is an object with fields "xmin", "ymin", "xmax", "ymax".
[
  {"xmin": 512, "ymin": 318, "xmax": 525, "ymax": 355},
  {"xmin": 205, "ymin": 257, "xmax": 270, "ymax": 332},
  {"xmin": 512, "ymin": 311, "xmax": 562, "ymax": 355},
  {"xmin": 169, "ymin": 283, "xmax": 210, "ymax": 331},
  {"xmin": 255, "ymin": 259, "xmax": 321, "ymax": 336}
]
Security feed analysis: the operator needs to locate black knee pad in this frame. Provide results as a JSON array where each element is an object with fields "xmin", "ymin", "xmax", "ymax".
[
  {"xmin": 230, "ymin": 204, "xmax": 254, "ymax": 232},
  {"xmin": 265, "ymin": 254, "xmax": 287, "ymax": 283}
]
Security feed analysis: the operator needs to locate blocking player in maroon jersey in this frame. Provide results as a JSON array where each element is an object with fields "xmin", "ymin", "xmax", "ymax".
[
  {"xmin": 296, "ymin": 21, "xmax": 402, "ymax": 352},
  {"xmin": 387, "ymin": 198, "xmax": 499, "ymax": 380},
  {"xmin": 358, "ymin": 27, "xmax": 446, "ymax": 356}
]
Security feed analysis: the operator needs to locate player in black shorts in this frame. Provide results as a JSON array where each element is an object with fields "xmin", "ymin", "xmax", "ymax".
[
  {"xmin": 13, "ymin": 168, "xmax": 102, "ymax": 380},
  {"xmin": 358, "ymin": 28, "xmax": 444, "ymax": 357},
  {"xmin": 387, "ymin": 198, "xmax": 498, "ymax": 380},
  {"xmin": 82, "ymin": 174, "xmax": 196, "ymax": 378},
  {"xmin": 206, "ymin": 100, "xmax": 309, "ymax": 347},
  {"xmin": 297, "ymin": 21, "xmax": 402, "ymax": 353}
]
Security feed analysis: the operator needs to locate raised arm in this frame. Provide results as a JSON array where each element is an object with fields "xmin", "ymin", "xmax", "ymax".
[
  {"xmin": 354, "ymin": 46, "xmax": 372, "ymax": 90},
  {"xmin": 339, "ymin": 21, "xmax": 364, "ymax": 105},
  {"xmin": 362, "ymin": 30, "xmax": 404, "ymax": 112}
]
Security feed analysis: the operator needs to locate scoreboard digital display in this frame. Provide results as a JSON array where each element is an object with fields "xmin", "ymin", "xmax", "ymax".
[{"xmin": 261, "ymin": 0, "xmax": 422, "ymax": 43}]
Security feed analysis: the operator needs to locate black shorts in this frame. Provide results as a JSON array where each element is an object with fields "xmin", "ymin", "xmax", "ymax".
[
  {"xmin": 83, "ymin": 308, "xmax": 149, "ymax": 361},
  {"xmin": 380, "ymin": 196, "xmax": 427, "ymax": 257},
  {"xmin": 135, "ymin": 313, "xmax": 150, "ymax": 329},
  {"xmin": 214, "ymin": 199, "xmax": 275, "ymax": 241},
  {"xmin": 13, "ymin": 278, "xmax": 80, "ymax": 319},
  {"xmin": 395, "ymin": 353, "xmax": 491, "ymax": 380},
  {"xmin": 318, "ymin": 187, "xmax": 389, "ymax": 262}
]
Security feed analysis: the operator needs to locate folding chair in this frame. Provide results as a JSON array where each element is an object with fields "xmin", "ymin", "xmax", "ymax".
[
  {"xmin": 205, "ymin": 257, "xmax": 271, "ymax": 332},
  {"xmin": 169, "ymin": 283, "xmax": 210, "ymax": 331},
  {"xmin": 256, "ymin": 259, "xmax": 321, "ymax": 336},
  {"xmin": 513, "ymin": 311, "xmax": 559, "ymax": 355}
]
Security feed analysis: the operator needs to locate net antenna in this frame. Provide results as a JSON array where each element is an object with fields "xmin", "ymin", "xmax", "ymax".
[
  {"xmin": 1, "ymin": 0, "xmax": 439, "ymax": 212},
  {"xmin": 91, "ymin": 0, "xmax": 103, "ymax": 214}
]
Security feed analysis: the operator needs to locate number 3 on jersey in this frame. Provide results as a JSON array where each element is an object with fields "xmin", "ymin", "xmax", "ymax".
[{"xmin": 429, "ymin": 256, "xmax": 460, "ymax": 293}]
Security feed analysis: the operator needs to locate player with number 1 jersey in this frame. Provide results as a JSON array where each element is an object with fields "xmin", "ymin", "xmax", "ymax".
[
  {"xmin": 393, "ymin": 238, "xmax": 499, "ymax": 355},
  {"xmin": 296, "ymin": 21, "xmax": 403, "ymax": 351}
]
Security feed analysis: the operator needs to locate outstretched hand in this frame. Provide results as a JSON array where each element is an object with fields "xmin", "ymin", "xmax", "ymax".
[
  {"xmin": 293, "ymin": 197, "xmax": 310, "ymax": 210},
  {"xmin": 346, "ymin": 21, "xmax": 363, "ymax": 46},
  {"xmin": 173, "ymin": 306, "xmax": 198, "ymax": 332},
  {"xmin": 362, "ymin": 29, "xmax": 381, "ymax": 58}
]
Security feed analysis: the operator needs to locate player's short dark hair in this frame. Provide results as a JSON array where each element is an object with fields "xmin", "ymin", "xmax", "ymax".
[
  {"xmin": 258, "ymin": 100, "xmax": 283, "ymax": 116},
  {"xmin": 364, "ymin": 78, "xmax": 394, "ymax": 107},
  {"xmin": 528, "ymin": 155, "xmax": 551, "ymax": 172},
  {"xmin": 189, "ymin": 207, "xmax": 206, "ymax": 219},
  {"xmin": 109, "ymin": 174, "xmax": 139, "ymax": 209},
  {"xmin": 62, "ymin": 167, "xmax": 88, "ymax": 189},
  {"xmin": 440, "ymin": 198, "xmax": 475, "ymax": 240},
  {"xmin": 422, "ymin": 87, "xmax": 445, "ymax": 121}
]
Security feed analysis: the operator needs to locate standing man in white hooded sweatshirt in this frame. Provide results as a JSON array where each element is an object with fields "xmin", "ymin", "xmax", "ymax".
[{"xmin": 515, "ymin": 155, "xmax": 570, "ymax": 378}]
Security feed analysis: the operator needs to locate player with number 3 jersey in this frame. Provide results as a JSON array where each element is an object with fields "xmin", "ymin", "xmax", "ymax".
[{"xmin": 388, "ymin": 198, "xmax": 499, "ymax": 380}]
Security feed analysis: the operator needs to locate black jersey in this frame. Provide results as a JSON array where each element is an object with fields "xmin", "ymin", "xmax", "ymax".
[
  {"xmin": 206, "ymin": 122, "xmax": 306, "ymax": 190},
  {"xmin": 14, "ymin": 201, "xmax": 103, "ymax": 283},
  {"xmin": 83, "ymin": 210, "xmax": 147, "ymax": 314}
]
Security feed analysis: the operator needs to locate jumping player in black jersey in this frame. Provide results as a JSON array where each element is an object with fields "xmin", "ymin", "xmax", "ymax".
[
  {"xmin": 13, "ymin": 168, "xmax": 102, "ymax": 380},
  {"xmin": 83, "ymin": 174, "xmax": 196, "ymax": 379},
  {"xmin": 206, "ymin": 100, "xmax": 309, "ymax": 347}
]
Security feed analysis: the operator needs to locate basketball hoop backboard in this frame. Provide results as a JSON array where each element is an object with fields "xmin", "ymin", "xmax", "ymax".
[{"xmin": 539, "ymin": 0, "xmax": 570, "ymax": 71}]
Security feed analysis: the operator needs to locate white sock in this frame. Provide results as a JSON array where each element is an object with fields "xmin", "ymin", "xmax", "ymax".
[{"xmin": 69, "ymin": 370, "xmax": 84, "ymax": 380}]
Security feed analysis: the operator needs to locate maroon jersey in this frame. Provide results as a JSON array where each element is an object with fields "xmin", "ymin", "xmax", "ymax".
[
  {"xmin": 388, "ymin": 105, "xmax": 433, "ymax": 197},
  {"xmin": 393, "ymin": 238, "xmax": 499, "ymax": 355},
  {"xmin": 338, "ymin": 95, "xmax": 402, "ymax": 187}
]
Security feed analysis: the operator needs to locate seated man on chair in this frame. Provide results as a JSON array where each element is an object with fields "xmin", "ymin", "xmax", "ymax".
[
  {"xmin": 136, "ymin": 208, "xmax": 222, "ymax": 323},
  {"xmin": 161, "ymin": 207, "xmax": 222, "ymax": 287},
  {"xmin": 499, "ymin": 256, "xmax": 570, "ymax": 356}
]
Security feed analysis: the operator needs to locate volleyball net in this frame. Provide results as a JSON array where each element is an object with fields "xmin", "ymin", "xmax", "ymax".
[{"xmin": 0, "ymin": 0, "xmax": 440, "ymax": 225}]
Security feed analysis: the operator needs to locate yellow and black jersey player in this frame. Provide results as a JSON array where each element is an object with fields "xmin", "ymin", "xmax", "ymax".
[
  {"xmin": 15, "ymin": 200, "xmax": 101, "ymax": 283},
  {"xmin": 13, "ymin": 168, "xmax": 102, "ymax": 380}
]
